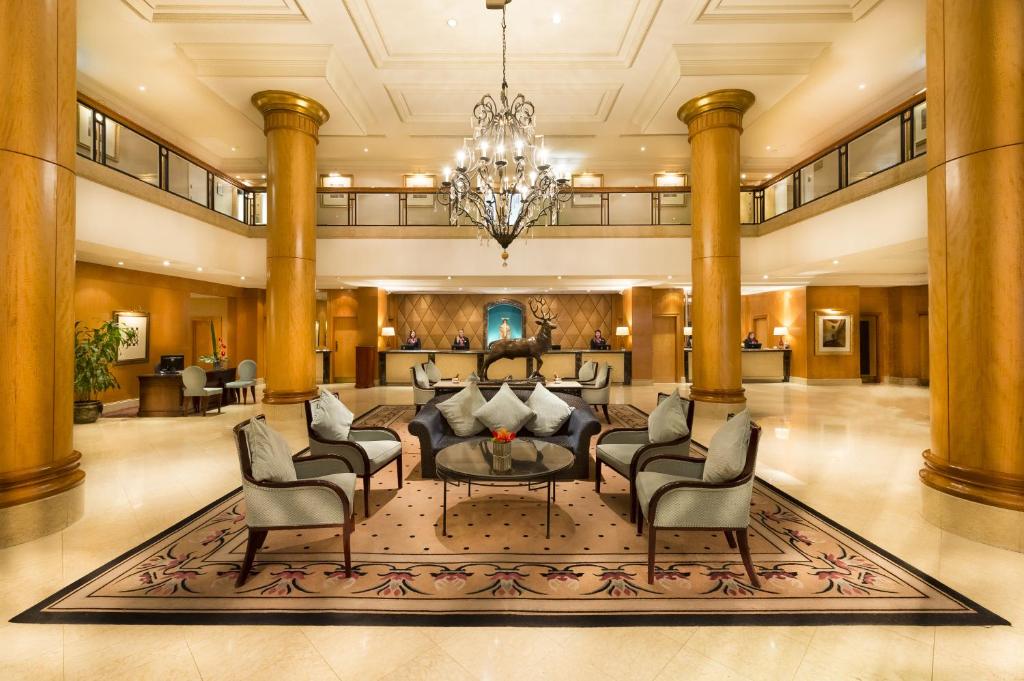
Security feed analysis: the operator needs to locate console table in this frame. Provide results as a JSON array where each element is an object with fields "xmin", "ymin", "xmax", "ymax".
[{"xmin": 137, "ymin": 366, "xmax": 238, "ymax": 417}]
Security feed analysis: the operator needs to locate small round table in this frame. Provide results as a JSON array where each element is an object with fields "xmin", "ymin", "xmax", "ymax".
[{"xmin": 435, "ymin": 438, "xmax": 574, "ymax": 538}]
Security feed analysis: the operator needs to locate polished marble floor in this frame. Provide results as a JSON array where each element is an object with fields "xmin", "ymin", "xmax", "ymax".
[{"xmin": 1, "ymin": 383, "xmax": 1022, "ymax": 680}]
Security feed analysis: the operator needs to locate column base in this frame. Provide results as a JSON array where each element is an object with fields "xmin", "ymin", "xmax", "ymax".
[
  {"xmin": 921, "ymin": 482, "xmax": 1024, "ymax": 554},
  {"xmin": 0, "ymin": 483, "xmax": 84, "ymax": 548},
  {"xmin": 262, "ymin": 387, "xmax": 320, "ymax": 405},
  {"xmin": 689, "ymin": 385, "xmax": 746, "ymax": 403},
  {"xmin": 920, "ymin": 449, "xmax": 1024, "ymax": 512}
]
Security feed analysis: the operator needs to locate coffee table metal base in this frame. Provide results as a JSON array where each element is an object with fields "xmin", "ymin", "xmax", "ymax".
[{"xmin": 438, "ymin": 473, "xmax": 558, "ymax": 539}]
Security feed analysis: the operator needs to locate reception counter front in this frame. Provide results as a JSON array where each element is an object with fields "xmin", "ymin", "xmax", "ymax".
[
  {"xmin": 380, "ymin": 349, "xmax": 632, "ymax": 385},
  {"xmin": 684, "ymin": 348, "xmax": 792, "ymax": 383}
]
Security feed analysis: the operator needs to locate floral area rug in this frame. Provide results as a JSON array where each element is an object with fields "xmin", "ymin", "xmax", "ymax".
[{"xmin": 15, "ymin": 404, "xmax": 1004, "ymax": 626}]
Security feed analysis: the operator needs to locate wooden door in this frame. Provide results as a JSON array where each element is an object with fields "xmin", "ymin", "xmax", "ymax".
[
  {"xmin": 333, "ymin": 316, "xmax": 358, "ymax": 382},
  {"xmin": 653, "ymin": 315, "xmax": 679, "ymax": 383},
  {"xmin": 192, "ymin": 317, "xmax": 223, "ymax": 366},
  {"xmin": 753, "ymin": 316, "xmax": 769, "ymax": 346}
]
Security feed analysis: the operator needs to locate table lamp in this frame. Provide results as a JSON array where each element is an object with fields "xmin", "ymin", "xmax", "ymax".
[
  {"xmin": 773, "ymin": 326, "xmax": 788, "ymax": 348},
  {"xmin": 615, "ymin": 325, "xmax": 629, "ymax": 350},
  {"xmin": 381, "ymin": 326, "xmax": 395, "ymax": 348}
]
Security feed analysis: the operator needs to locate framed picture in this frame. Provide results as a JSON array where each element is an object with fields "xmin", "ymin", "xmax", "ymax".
[
  {"xmin": 816, "ymin": 314, "xmax": 852, "ymax": 354},
  {"xmin": 114, "ymin": 311, "xmax": 150, "ymax": 365}
]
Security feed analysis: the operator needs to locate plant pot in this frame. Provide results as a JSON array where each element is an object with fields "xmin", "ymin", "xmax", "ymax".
[{"xmin": 74, "ymin": 400, "xmax": 103, "ymax": 424}]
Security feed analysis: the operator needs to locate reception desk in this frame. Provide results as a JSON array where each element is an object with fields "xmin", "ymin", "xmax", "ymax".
[
  {"xmin": 684, "ymin": 348, "xmax": 791, "ymax": 383},
  {"xmin": 380, "ymin": 349, "xmax": 632, "ymax": 385}
]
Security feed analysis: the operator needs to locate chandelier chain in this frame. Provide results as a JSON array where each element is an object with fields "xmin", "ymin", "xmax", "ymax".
[{"xmin": 501, "ymin": 5, "xmax": 507, "ymax": 89}]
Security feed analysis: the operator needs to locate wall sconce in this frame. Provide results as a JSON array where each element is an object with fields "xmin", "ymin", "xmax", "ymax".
[{"xmin": 773, "ymin": 326, "xmax": 789, "ymax": 348}]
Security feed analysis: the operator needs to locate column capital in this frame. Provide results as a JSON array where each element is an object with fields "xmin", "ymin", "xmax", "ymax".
[
  {"xmin": 251, "ymin": 90, "xmax": 330, "ymax": 138},
  {"xmin": 677, "ymin": 89, "xmax": 755, "ymax": 128}
]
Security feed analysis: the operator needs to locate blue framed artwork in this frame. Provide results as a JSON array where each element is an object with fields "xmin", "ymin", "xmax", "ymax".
[{"xmin": 485, "ymin": 300, "xmax": 525, "ymax": 347}]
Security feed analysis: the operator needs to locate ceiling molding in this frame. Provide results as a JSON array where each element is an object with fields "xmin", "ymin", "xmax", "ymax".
[
  {"xmin": 177, "ymin": 43, "xmax": 375, "ymax": 134},
  {"xmin": 341, "ymin": 0, "xmax": 662, "ymax": 69},
  {"xmin": 631, "ymin": 42, "xmax": 826, "ymax": 132},
  {"xmin": 692, "ymin": 0, "xmax": 883, "ymax": 24},
  {"xmin": 384, "ymin": 83, "xmax": 622, "ymax": 125},
  {"xmin": 120, "ymin": 0, "xmax": 309, "ymax": 23}
]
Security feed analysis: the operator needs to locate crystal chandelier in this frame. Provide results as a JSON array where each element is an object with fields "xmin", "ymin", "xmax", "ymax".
[{"xmin": 437, "ymin": 3, "xmax": 571, "ymax": 266}]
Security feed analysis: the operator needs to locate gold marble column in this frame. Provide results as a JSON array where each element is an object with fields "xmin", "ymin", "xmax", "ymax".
[
  {"xmin": 251, "ymin": 91, "xmax": 329, "ymax": 404},
  {"xmin": 678, "ymin": 89, "xmax": 754, "ymax": 406},
  {"xmin": 0, "ymin": 0, "xmax": 83, "ymax": 546},
  {"xmin": 921, "ymin": 1, "xmax": 1024, "ymax": 523}
]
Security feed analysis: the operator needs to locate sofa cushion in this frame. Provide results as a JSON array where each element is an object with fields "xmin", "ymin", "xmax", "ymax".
[
  {"xmin": 648, "ymin": 388, "xmax": 690, "ymax": 443},
  {"xmin": 577, "ymin": 361, "xmax": 598, "ymax": 382},
  {"xmin": 525, "ymin": 383, "xmax": 574, "ymax": 436},
  {"xmin": 437, "ymin": 383, "xmax": 487, "ymax": 437},
  {"xmin": 703, "ymin": 410, "xmax": 751, "ymax": 483},
  {"xmin": 413, "ymin": 363, "xmax": 431, "ymax": 388},
  {"xmin": 525, "ymin": 434, "xmax": 573, "ymax": 451},
  {"xmin": 473, "ymin": 383, "xmax": 536, "ymax": 434},
  {"xmin": 311, "ymin": 389, "xmax": 353, "ymax": 441},
  {"xmin": 423, "ymin": 361, "xmax": 441, "ymax": 384},
  {"xmin": 245, "ymin": 418, "xmax": 297, "ymax": 483}
]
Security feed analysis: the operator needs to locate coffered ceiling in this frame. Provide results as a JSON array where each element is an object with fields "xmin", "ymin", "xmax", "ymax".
[{"xmin": 78, "ymin": 0, "xmax": 925, "ymax": 179}]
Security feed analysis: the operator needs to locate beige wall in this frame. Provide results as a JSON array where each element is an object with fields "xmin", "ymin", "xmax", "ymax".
[
  {"xmin": 388, "ymin": 293, "xmax": 617, "ymax": 351},
  {"xmin": 74, "ymin": 263, "xmax": 262, "ymax": 402}
]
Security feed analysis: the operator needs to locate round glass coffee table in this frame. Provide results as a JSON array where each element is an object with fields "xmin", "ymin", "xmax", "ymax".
[{"xmin": 435, "ymin": 438, "xmax": 574, "ymax": 538}]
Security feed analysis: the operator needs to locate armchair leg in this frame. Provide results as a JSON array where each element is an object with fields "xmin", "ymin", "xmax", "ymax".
[
  {"xmin": 647, "ymin": 526, "xmax": 657, "ymax": 584},
  {"xmin": 363, "ymin": 475, "xmax": 371, "ymax": 517},
  {"xmin": 200, "ymin": 396, "xmax": 208, "ymax": 416},
  {"xmin": 636, "ymin": 507, "xmax": 643, "ymax": 536},
  {"xmin": 628, "ymin": 481, "xmax": 637, "ymax": 523},
  {"xmin": 237, "ymin": 528, "xmax": 268, "ymax": 587},
  {"xmin": 736, "ymin": 528, "xmax": 760, "ymax": 588},
  {"xmin": 342, "ymin": 517, "xmax": 352, "ymax": 578},
  {"xmin": 725, "ymin": 530, "xmax": 737, "ymax": 549},
  {"xmin": 396, "ymin": 454, "xmax": 404, "ymax": 489},
  {"xmin": 594, "ymin": 458, "xmax": 602, "ymax": 493},
  {"xmin": 250, "ymin": 385, "xmax": 256, "ymax": 403},
  {"xmin": 601, "ymin": 404, "xmax": 610, "ymax": 424}
]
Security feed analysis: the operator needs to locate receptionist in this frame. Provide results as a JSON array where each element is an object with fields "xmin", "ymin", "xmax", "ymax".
[
  {"xmin": 590, "ymin": 329, "xmax": 609, "ymax": 350},
  {"xmin": 743, "ymin": 331, "xmax": 760, "ymax": 349},
  {"xmin": 405, "ymin": 330, "xmax": 422, "ymax": 350},
  {"xmin": 452, "ymin": 329, "xmax": 470, "ymax": 350}
]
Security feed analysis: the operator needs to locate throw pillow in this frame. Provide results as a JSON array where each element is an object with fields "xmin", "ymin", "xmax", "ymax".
[
  {"xmin": 311, "ymin": 389, "xmax": 353, "ymax": 441},
  {"xmin": 525, "ymin": 382, "xmax": 574, "ymax": 436},
  {"xmin": 473, "ymin": 383, "xmax": 536, "ymax": 434},
  {"xmin": 423, "ymin": 361, "xmax": 441, "ymax": 384},
  {"xmin": 245, "ymin": 418, "xmax": 297, "ymax": 483},
  {"xmin": 436, "ymin": 382, "xmax": 487, "ymax": 436},
  {"xmin": 413, "ymin": 363, "xmax": 430, "ymax": 388},
  {"xmin": 648, "ymin": 388, "xmax": 690, "ymax": 443},
  {"xmin": 577, "ymin": 361, "xmax": 597, "ymax": 382},
  {"xmin": 702, "ymin": 410, "xmax": 752, "ymax": 483}
]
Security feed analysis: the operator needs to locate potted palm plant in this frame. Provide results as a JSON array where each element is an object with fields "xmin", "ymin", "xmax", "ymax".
[{"xmin": 73, "ymin": 320, "xmax": 138, "ymax": 424}]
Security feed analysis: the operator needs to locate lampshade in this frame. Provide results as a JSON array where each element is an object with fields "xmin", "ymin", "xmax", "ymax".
[
  {"xmin": 683, "ymin": 326, "xmax": 693, "ymax": 336},
  {"xmin": 381, "ymin": 326, "xmax": 396, "ymax": 337},
  {"xmin": 773, "ymin": 326, "xmax": 788, "ymax": 336},
  {"xmin": 615, "ymin": 326, "xmax": 629, "ymax": 336}
]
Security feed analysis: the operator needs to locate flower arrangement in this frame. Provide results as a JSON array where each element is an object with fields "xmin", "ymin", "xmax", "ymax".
[
  {"xmin": 490, "ymin": 428, "xmax": 515, "ymax": 472},
  {"xmin": 491, "ymin": 428, "xmax": 516, "ymax": 444},
  {"xmin": 199, "ymin": 321, "xmax": 229, "ymax": 367}
]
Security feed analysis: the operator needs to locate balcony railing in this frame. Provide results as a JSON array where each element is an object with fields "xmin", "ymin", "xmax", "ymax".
[{"xmin": 76, "ymin": 91, "xmax": 926, "ymax": 230}]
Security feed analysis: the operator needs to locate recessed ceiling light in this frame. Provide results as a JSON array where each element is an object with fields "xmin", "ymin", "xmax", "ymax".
[
  {"xmin": 765, "ymin": 145, "xmax": 772, "ymax": 151},
  {"xmin": 458, "ymin": 287, "xmax": 463, "ymax": 291},
  {"xmin": 235, "ymin": 175, "xmax": 241, "ymax": 179},
  {"xmin": 363, "ymin": 147, "xmax": 369, "ymax": 153},
  {"xmin": 640, "ymin": 146, "xmax": 646, "ymax": 152},
  {"xmin": 552, "ymin": 12, "xmax": 562, "ymax": 24},
  {"xmin": 765, "ymin": 173, "xmax": 773, "ymax": 180},
  {"xmin": 240, "ymin": 276, "xmax": 246, "ymax": 281},
  {"xmin": 447, "ymin": 17, "xmax": 457, "ymax": 28},
  {"xmin": 117, "ymin": 261, "xmax": 125, "ymax": 266},
  {"xmin": 196, "ymin": 267, "xmax": 203, "ymax": 272},
  {"xmin": 762, "ymin": 274, "xmax": 769, "ymax": 279},
  {"xmin": 667, "ymin": 275, "xmax": 673, "ymax": 280},
  {"xmin": 740, "ymin": 173, "xmax": 747, "ymax": 180},
  {"xmin": 231, "ymin": 146, "xmax": 237, "ymax": 152},
  {"xmin": 858, "ymin": 82, "xmax": 866, "ymax": 90},
  {"xmin": 137, "ymin": 85, "xmax": 146, "ymax": 92},
  {"xmin": 261, "ymin": 174, "xmax": 267, "ymax": 179},
  {"xmin": 557, "ymin": 275, "xmax": 562, "ymax": 280},
  {"xmin": 447, "ymin": 275, "xmax": 452, "ymax": 280},
  {"xmin": 832, "ymin": 259, "xmax": 840, "ymax": 265}
]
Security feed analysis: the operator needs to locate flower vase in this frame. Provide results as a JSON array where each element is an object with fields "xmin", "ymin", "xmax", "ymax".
[{"xmin": 492, "ymin": 441, "xmax": 512, "ymax": 473}]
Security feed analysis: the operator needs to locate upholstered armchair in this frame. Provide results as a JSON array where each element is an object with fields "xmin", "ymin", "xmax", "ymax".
[
  {"xmin": 635, "ymin": 418, "xmax": 763, "ymax": 586},
  {"xmin": 225, "ymin": 359, "xmax": 257, "ymax": 404},
  {"xmin": 595, "ymin": 392, "xmax": 695, "ymax": 521},
  {"xmin": 411, "ymin": 364, "xmax": 436, "ymax": 412},
  {"xmin": 182, "ymin": 365, "xmax": 222, "ymax": 416},
  {"xmin": 232, "ymin": 416, "xmax": 356, "ymax": 587},
  {"xmin": 581, "ymin": 363, "xmax": 612, "ymax": 423},
  {"xmin": 303, "ymin": 397, "xmax": 404, "ymax": 516}
]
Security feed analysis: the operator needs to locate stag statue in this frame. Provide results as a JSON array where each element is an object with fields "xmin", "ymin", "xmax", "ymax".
[{"xmin": 482, "ymin": 297, "xmax": 557, "ymax": 380}]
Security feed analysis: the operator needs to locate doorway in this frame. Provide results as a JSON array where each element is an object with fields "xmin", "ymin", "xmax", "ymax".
[
  {"xmin": 860, "ymin": 315, "xmax": 879, "ymax": 382},
  {"xmin": 192, "ymin": 317, "xmax": 223, "ymax": 367},
  {"xmin": 652, "ymin": 315, "xmax": 679, "ymax": 383},
  {"xmin": 752, "ymin": 315, "xmax": 769, "ymax": 346},
  {"xmin": 333, "ymin": 316, "xmax": 358, "ymax": 383}
]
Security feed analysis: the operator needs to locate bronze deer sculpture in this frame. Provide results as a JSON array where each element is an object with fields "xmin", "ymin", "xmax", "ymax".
[{"xmin": 481, "ymin": 297, "xmax": 557, "ymax": 380}]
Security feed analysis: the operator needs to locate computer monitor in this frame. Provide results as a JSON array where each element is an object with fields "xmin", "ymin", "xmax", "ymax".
[{"xmin": 159, "ymin": 354, "xmax": 185, "ymax": 373}]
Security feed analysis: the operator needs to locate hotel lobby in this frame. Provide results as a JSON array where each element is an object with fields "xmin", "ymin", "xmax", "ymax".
[{"xmin": 2, "ymin": 0, "xmax": 1023, "ymax": 679}]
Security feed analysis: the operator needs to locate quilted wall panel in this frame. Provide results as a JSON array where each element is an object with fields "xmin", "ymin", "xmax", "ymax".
[{"xmin": 391, "ymin": 294, "xmax": 618, "ymax": 350}]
